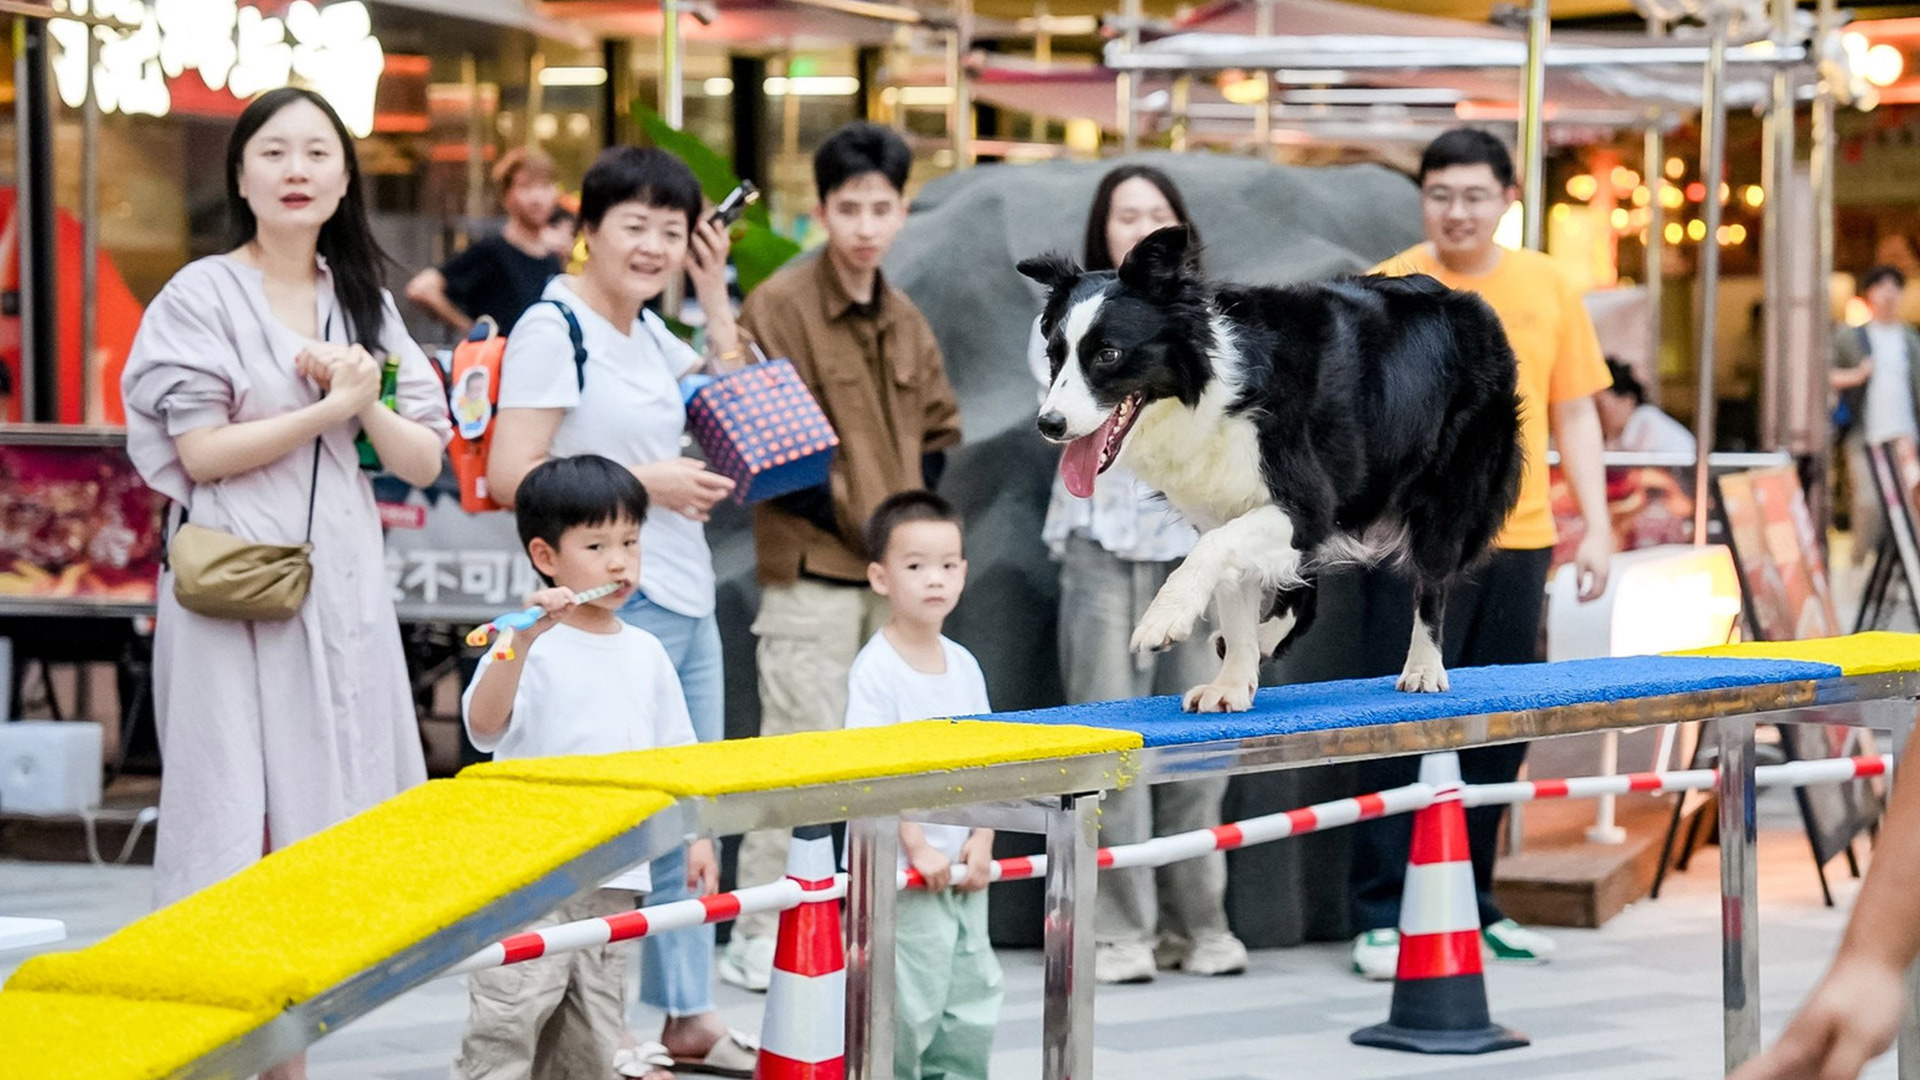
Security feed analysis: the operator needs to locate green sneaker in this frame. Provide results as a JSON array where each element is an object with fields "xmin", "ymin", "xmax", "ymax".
[
  {"xmin": 1350, "ymin": 928, "xmax": 1400, "ymax": 980},
  {"xmin": 1481, "ymin": 918, "xmax": 1555, "ymax": 963}
]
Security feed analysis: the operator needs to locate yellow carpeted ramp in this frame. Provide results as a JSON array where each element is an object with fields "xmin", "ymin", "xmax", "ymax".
[
  {"xmin": 0, "ymin": 991, "xmax": 261, "ymax": 1080},
  {"xmin": 6, "ymin": 779, "xmax": 671, "ymax": 1016},
  {"xmin": 462, "ymin": 718, "xmax": 1142, "ymax": 795},
  {"xmin": 1671, "ymin": 631, "xmax": 1920, "ymax": 679}
]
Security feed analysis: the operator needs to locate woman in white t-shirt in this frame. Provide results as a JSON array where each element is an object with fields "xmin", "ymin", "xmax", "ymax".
[
  {"xmin": 1597, "ymin": 359, "xmax": 1697, "ymax": 455},
  {"xmin": 485, "ymin": 146, "xmax": 754, "ymax": 1077}
]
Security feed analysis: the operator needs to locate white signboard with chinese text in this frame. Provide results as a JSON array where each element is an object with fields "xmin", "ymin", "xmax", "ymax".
[{"xmin": 50, "ymin": 0, "xmax": 383, "ymax": 138}]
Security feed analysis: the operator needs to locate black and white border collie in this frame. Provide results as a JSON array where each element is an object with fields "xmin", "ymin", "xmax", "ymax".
[{"xmin": 1021, "ymin": 226, "xmax": 1524, "ymax": 711}]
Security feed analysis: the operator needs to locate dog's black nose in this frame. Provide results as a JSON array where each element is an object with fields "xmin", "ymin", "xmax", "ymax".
[{"xmin": 1037, "ymin": 411, "xmax": 1068, "ymax": 440}]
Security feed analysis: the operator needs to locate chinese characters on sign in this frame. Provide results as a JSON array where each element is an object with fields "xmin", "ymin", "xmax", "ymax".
[
  {"xmin": 49, "ymin": 0, "xmax": 384, "ymax": 138},
  {"xmin": 385, "ymin": 548, "xmax": 540, "ymax": 610}
]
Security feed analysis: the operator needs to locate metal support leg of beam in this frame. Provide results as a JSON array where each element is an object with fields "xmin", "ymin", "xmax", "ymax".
[
  {"xmin": 1890, "ymin": 716, "xmax": 1920, "ymax": 1080},
  {"xmin": 1042, "ymin": 792, "xmax": 1099, "ymax": 1080},
  {"xmin": 1901, "ymin": 959, "xmax": 1920, "ymax": 1080},
  {"xmin": 845, "ymin": 816, "xmax": 899, "ymax": 1080},
  {"xmin": 1717, "ymin": 716, "xmax": 1760, "ymax": 1074}
]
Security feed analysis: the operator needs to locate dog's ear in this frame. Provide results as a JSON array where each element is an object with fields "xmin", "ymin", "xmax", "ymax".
[
  {"xmin": 1117, "ymin": 225, "xmax": 1198, "ymax": 298},
  {"xmin": 1017, "ymin": 252, "xmax": 1083, "ymax": 295}
]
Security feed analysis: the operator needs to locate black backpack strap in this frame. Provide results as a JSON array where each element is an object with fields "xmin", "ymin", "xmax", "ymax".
[{"xmin": 537, "ymin": 299, "xmax": 589, "ymax": 391}]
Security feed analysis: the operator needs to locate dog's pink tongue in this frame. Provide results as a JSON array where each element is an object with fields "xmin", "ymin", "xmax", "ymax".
[{"xmin": 1058, "ymin": 413, "xmax": 1118, "ymax": 499}]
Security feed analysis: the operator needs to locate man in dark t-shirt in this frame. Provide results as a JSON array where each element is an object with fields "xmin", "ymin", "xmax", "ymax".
[{"xmin": 406, "ymin": 147, "xmax": 563, "ymax": 336}]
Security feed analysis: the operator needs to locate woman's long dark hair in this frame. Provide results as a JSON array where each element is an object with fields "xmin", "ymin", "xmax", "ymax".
[
  {"xmin": 226, "ymin": 87, "xmax": 391, "ymax": 352},
  {"xmin": 1081, "ymin": 164, "xmax": 1201, "ymax": 272}
]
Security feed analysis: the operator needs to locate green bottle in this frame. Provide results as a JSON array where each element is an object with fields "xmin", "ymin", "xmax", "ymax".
[{"xmin": 357, "ymin": 354, "xmax": 402, "ymax": 471}]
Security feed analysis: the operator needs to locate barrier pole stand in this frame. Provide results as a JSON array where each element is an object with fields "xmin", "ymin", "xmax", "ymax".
[
  {"xmin": 845, "ymin": 816, "xmax": 899, "ymax": 1080},
  {"xmin": 1042, "ymin": 792, "xmax": 1099, "ymax": 1080},
  {"xmin": 1717, "ymin": 716, "xmax": 1761, "ymax": 1073}
]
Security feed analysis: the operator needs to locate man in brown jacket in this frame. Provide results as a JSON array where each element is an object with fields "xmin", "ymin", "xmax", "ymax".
[{"xmin": 721, "ymin": 122, "xmax": 963, "ymax": 990}]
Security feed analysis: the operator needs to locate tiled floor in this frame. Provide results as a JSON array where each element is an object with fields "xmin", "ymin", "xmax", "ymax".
[{"xmin": 0, "ymin": 787, "xmax": 1895, "ymax": 1079}]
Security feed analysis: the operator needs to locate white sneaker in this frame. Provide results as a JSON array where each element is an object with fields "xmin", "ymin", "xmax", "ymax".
[
  {"xmin": 1094, "ymin": 941, "xmax": 1157, "ymax": 984},
  {"xmin": 1350, "ymin": 928, "xmax": 1399, "ymax": 981},
  {"xmin": 1153, "ymin": 932, "xmax": 1188, "ymax": 971},
  {"xmin": 1481, "ymin": 918, "xmax": 1555, "ymax": 963},
  {"xmin": 1180, "ymin": 931, "xmax": 1248, "ymax": 976},
  {"xmin": 717, "ymin": 935, "xmax": 775, "ymax": 993}
]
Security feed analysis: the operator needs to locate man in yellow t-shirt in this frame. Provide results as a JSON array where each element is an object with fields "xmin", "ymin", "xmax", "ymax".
[{"xmin": 1344, "ymin": 128, "xmax": 1614, "ymax": 981}]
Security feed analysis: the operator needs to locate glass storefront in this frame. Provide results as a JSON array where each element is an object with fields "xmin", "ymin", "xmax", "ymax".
[
  {"xmin": 15, "ymin": 0, "xmax": 607, "ymax": 391},
  {"xmin": 4, "ymin": 0, "xmax": 980, "ymax": 420}
]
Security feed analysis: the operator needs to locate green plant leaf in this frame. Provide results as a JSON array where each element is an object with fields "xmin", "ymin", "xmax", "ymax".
[
  {"xmin": 634, "ymin": 103, "xmax": 770, "ymax": 229},
  {"xmin": 732, "ymin": 222, "xmax": 803, "ymax": 295}
]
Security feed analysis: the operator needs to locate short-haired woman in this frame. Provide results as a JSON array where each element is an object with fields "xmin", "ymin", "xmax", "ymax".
[{"xmin": 485, "ymin": 145, "xmax": 754, "ymax": 1078}]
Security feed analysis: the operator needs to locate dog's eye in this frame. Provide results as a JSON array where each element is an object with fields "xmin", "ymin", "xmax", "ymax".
[{"xmin": 1095, "ymin": 348, "xmax": 1122, "ymax": 367}]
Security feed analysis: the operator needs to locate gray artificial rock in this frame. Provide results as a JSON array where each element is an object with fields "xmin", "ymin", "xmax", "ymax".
[{"xmin": 710, "ymin": 154, "xmax": 1423, "ymax": 943}]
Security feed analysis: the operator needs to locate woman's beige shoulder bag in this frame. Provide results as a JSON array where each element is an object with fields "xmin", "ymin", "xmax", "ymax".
[{"xmin": 168, "ymin": 437, "xmax": 321, "ymax": 622}]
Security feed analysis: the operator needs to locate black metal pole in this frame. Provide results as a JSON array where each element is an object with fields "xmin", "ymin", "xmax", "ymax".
[
  {"xmin": 730, "ymin": 55, "xmax": 765, "ymax": 187},
  {"xmin": 17, "ymin": 16, "xmax": 57, "ymax": 422}
]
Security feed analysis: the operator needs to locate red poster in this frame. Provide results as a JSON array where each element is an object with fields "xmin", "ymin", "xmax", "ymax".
[
  {"xmin": 1549, "ymin": 464, "xmax": 1696, "ymax": 570},
  {"xmin": 0, "ymin": 440, "xmax": 165, "ymax": 602}
]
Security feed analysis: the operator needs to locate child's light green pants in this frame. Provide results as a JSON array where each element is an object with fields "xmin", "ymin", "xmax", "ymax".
[{"xmin": 893, "ymin": 885, "xmax": 1003, "ymax": 1080}]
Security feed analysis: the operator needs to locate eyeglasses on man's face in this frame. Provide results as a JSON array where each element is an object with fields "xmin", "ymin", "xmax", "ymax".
[{"xmin": 1421, "ymin": 186, "xmax": 1505, "ymax": 212}]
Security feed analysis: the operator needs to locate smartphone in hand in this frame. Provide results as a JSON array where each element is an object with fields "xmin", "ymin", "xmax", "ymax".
[{"xmin": 710, "ymin": 181, "xmax": 759, "ymax": 227}]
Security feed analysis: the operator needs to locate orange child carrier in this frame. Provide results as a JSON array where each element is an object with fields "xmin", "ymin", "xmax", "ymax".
[{"xmin": 446, "ymin": 303, "xmax": 587, "ymax": 512}]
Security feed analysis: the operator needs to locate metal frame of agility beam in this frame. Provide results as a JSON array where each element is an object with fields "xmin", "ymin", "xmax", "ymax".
[
  {"xmin": 897, "ymin": 667, "xmax": 1920, "ymax": 1080},
  {"xmin": 163, "ymin": 752, "xmax": 1124, "ymax": 1080},
  {"xmin": 168, "ymin": 667, "xmax": 1919, "ymax": 1080}
]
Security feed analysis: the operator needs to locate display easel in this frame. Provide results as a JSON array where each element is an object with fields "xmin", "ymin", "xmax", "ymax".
[
  {"xmin": 1853, "ymin": 439, "xmax": 1920, "ymax": 632},
  {"xmin": 1653, "ymin": 464, "xmax": 1881, "ymax": 905}
]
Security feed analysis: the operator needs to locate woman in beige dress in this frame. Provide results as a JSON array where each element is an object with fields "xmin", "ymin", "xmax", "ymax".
[{"xmin": 121, "ymin": 88, "xmax": 449, "ymax": 1078}]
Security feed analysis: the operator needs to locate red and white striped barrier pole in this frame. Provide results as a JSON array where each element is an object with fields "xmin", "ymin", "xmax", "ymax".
[
  {"xmin": 755, "ymin": 823, "xmax": 847, "ymax": 1080},
  {"xmin": 1463, "ymin": 754, "xmax": 1889, "ymax": 809},
  {"xmin": 445, "ymin": 874, "xmax": 846, "ymax": 978},
  {"xmin": 445, "ymin": 755, "xmax": 1891, "ymax": 975},
  {"xmin": 900, "ymin": 781, "xmax": 1439, "ymax": 890}
]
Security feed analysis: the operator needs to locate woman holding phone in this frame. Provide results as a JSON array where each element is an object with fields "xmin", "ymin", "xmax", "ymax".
[
  {"xmin": 121, "ymin": 87, "xmax": 450, "ymax": 1080},
  {"xmin": 484, "ymin": 146, "xmax": 754, "ymax": 1076}
]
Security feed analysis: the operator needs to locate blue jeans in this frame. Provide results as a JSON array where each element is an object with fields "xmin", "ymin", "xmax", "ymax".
[{"xmin": 620, "ymin": 593, "xmax": 724, "ymax": 1017}]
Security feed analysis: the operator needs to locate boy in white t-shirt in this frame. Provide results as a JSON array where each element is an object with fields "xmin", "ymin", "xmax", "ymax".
[
  {"xmin": 453, "ymin": 454, "xmax": 714, "ymax": 1080},
  {"xmin": 845, "ymin": 491, "xmax": 1002, "ymax": 1080}
]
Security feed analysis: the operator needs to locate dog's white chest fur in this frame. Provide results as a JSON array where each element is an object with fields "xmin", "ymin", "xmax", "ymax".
[{"xmin": 1120, "ymin": 394, "xmax": 1269, "ymax": 531}]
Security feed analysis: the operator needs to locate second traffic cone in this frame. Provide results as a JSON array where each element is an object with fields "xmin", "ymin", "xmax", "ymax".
[
  {"xmin": 1351, "ymin": 751, "xmax": 1529, "ymax": 1055},
  {"xmin": 755, "ymin": 824, "xmax": 847, "ymax": 1080}
]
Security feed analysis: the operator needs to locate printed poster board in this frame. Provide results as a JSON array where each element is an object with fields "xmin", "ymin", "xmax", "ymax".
[{"xmin": 1715, "ymin": 464, "xmax": 1879, "ymax": 881}]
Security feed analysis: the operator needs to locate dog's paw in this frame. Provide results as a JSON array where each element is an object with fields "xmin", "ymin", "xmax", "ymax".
[
  {"xmin": 1257, "ymin": 612, "xmax": 1299, "ymax": 658},
  {"xmin": 1182, "ymin": 680, "xmax": 1257, "ymax": 713},
  {"xmin": 1395, "ymin": 659, "xmax": 1450, "ymax": 694},
  {"xmin": 1131, "ymin": 598, "xmax": 1200, "ymax": 653}
]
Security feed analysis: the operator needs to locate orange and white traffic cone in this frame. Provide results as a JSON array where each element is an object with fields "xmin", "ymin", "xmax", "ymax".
[
  {"xmin": 754, "ymin": 824, "xmax": 847, "ymax": 1080},
  {"xmin": 1351, "ymin": 751, "xmax": 1529, "ymax": 1055}
]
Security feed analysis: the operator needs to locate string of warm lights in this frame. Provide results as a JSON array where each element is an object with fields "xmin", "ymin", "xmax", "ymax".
[{"xmin": 1554, "ymin": 153, "xmax": 1768, "ymax": 249}]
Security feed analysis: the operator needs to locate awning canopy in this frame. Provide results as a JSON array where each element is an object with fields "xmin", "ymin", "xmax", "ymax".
[
  {"xmin": 538, "ymin": 0, "xmax": 1021, "ymax": 48},
  {"xmin": 941, "ymin": 0, "xmax": 1813, "ymax": 143}
]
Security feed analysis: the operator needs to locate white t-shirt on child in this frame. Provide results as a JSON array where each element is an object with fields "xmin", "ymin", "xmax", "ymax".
[
  {"xmin": 844, "ymin": 631, "xmax": 992, "ymax": 868},
  {"xmin": 462, "ymin": 622, "xmax": 697, "ymax": 892}
]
